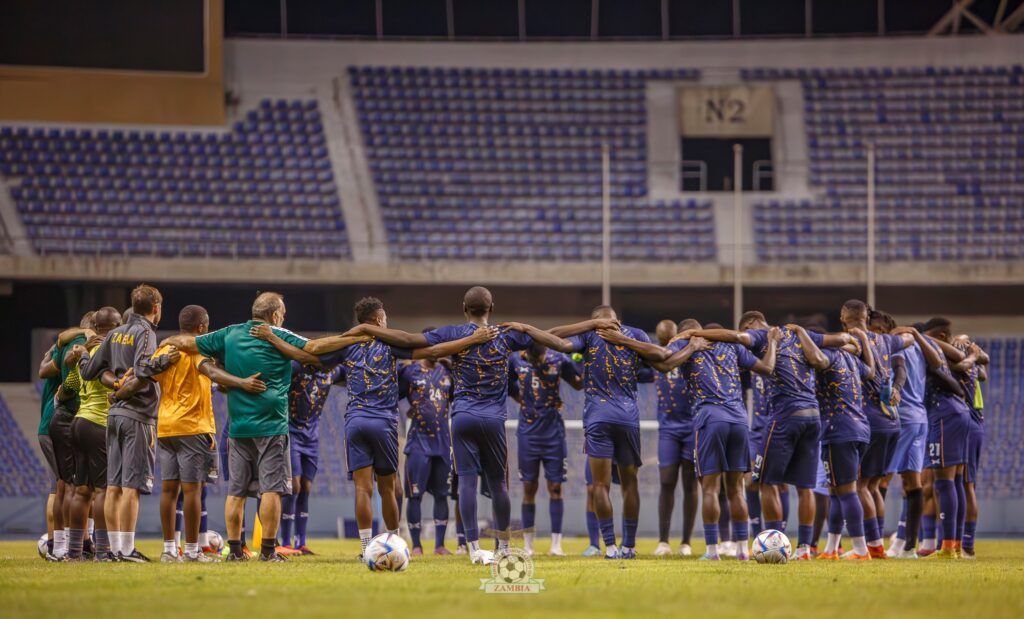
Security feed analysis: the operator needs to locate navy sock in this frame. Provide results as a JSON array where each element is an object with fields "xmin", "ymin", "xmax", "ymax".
[
  {"xmin": 839, "ymin": 492, "xmax": 864, "ymax": 537},
  {"xmin": 175, "ymin": 492, "xmax": 184, "ymax": 538},
  {"xmin": 550, "ymin": 499, "xmax": 564, "ymax": 535},
  {"xmin": 897, "ymin": 498, "xmax": 908, "ymax": 541},
  {"xmin": 717, "ymin": 493, "xmax": 731, "ymax": 540},
  {"xmin": 240, "ymin": 513, "xmax": 247, "ymax": 547},
  {"xmin": 488, "ymin": 477, "xmax": 511, "ymax": 536},
  {"xmin": 922, "ymin": 515, "xmax": 936, "ymax": 542},
  {"xmin": 934, "ymin": 478, "xmax": 957, "ymax": 543},
  {"xmin": 864, "ymin": 518, "xmax": 879, "ymax": 542},
  {"xmin": 296, "ymin": 489, "xmax": 310, "ymax": 547},
  {"xmin": 798, "ymin": 524, "xmax": 814, "ymax": 548},
  {"xmin": 521, "ymin": 502, "xmax": 536, "ymax": 532},
  {"xmin": 456, "ymin": 517, "xmax": 466, "ymax": 546},
  {"xmin": 765, "ymin": 519, "xmax": 783, "ymax": 533},
  {"xmin": 599, "ymin": 517, "xmax": 617, "ymax": 548},
  {"xmin": 586, "ymin": 511, "xmax": 600, "ymax": 547},
  {"xmin": 703, "ymin": 523, "xmax": 719, "ymax": 548},
  {"xmin": 904, "ymin": 488, "xmax": 923, "ymax": 550},
  {"xmin": 954, "ymin": 475, "xmax": 966, "ymax": 543},
  {"xmin": 875, "ymin": 517, "xmax": 885, "ymax": 539},
  {"xmin": 407, "ymin": 496, "xmax": 422, "ymax": 548},
  {"xmin": 746, "ymin": 489, "xmax": 762, "ymax": 537},
  {"xmin": 433, "ymin": 497, "xmax": 449, "ymax": 548},
  {"xmin": 200, "ymin": 485, "xmax": 209, "ymax": 536},
  {"xmin": 779, "ymin": 488, "xmax": 791, "ymax": 530},
  {"xmin": 279, "ymin": 493, "xmax": 295, "ymax": 547},
  {"xmin": 963, "ymin": 521, "xmax": 977, "ymax": 553},
  {"xmin": 731, "ymin": 521, "xmax": 749, "ymax": 547},
  {"xmin": 827, "ymin": 493, "xmax": 844, "ymax": 535},
  {"xmin": 457, "ymin": 474, "xmax": 480, "ymax": 543},
  {"xmin": 622, "ymin": 518, "xmax": 638, "ymax": 548}
]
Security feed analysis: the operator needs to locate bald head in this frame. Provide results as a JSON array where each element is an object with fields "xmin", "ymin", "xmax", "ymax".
[
  {"xmin": 252, "ymin": 291, "xmax": 285, "ymax": 325},
  {"xmin": 655, "ymin": 320, "xmax": 677, "ymax": 346},
  {"xmin": 463, "ymin": 286, "xmax": 493, "ymax": 318},
  {"xmin": 92, "ymin": 307, "xmax": 122, "ymax": 335}
]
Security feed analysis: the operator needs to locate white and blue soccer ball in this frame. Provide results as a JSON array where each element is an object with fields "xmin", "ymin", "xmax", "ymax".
[
  {"xmin": 206, "ymin": 530, "xmax": 224, "ymax": 553},
  {"xmin": 365, "ymin": 532, "xmax": 410, "ymax": 572},
  {"xmin": 37, "ymin": 534, "xmax": 48, "ymax": 559},
  {"xmin": 752, "ymin": 529, "xmax": 792, "ymax": 564}
]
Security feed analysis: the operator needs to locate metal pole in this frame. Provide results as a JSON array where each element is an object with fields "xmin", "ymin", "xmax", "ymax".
[
  {"xmin": 601, "ymin": 143, "xmax": 612, "ymax": 306},
  {"xmin": 867, "ymin": 143, "xmax": 876, "ymax": 308},
  {"xmin": 733, "ymin": 144, "xmax": 743, "ymax": 328}
]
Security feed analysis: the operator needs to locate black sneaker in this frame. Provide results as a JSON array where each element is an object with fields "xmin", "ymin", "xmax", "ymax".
[
  {"xmin": 119, "ymin": 549, "xmax": 151, "ymax": 563},
  {"xmin": 225, "ymin": 552, "xmax": 248, "ymax": 562},
  {"xmin": 94, "ymin": 551, "xmax": 118, "ymax": 562},
  {"xmin": 259, "ymin": 552, "xmax": 288, "ymax": 562},
  {"xmin": 83, "ymin": 538, "xmax": 96, "ymax": 559}
]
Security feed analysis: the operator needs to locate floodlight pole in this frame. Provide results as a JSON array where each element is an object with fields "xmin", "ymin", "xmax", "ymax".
[
  {"xmin": 867, "ymin": 142, "xmax": 877, "ymax": 308},
  {"xmin": 733, "ymin": 144, "xmax": 743, "ymax": 329},
  {"xmin": 601, "ymin": 142, "xmax": 611, "ymax": 306}
]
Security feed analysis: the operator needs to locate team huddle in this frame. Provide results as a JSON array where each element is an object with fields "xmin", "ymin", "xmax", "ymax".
[{"xmin": 34, "ymin": 284, "xmax": 987, "ymax": 564}]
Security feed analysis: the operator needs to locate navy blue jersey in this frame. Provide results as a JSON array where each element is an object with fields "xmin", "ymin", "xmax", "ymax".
[
  {"xmin": 749, "ymin": 372, "xmax": 771, "ymax": 436},
  {"xmin": 655, "ymin": 365, "xmax": 691, "ymax": 432},
  {"xmin": 423, "ymin": 324, "xmax": 532, "ymax": 419},
  {"xmin": 923, "ymin": 338, "xmax": 971, "ymax": 422},
  {"xmin": 746, "ymin": 327, "xmax": 824, "ymax": 419},
  {"xmin": 508, "ymin": 350, "xmax": 578, "ymax": 439},
  {"xmin": 816, "ymin": 348, "xmax": 872, "ymax": 445},
  {"xmin": 567, "ymin": 326, "xmax": 651, "ymax": 427},
  {"xmin": 861, "ymin": 331, "xmax": 906, "ymax": 432},
  {"xmin": 399, "ymin": 361, "xmax": 453, "ymax": 457},
  {"xmin": 288, "ymin": 361, "xmax": 343, "ymax": 449},
  {"xmin": 955, "ymin": 363, "xmax": 984, "ymax": 424},
  {"xmin": 319, "ymin": 339, "xmax": 411, "ymax": 420},
  {"xmin": 670, "ymin": 339, "xmax": 759, "ymax": 428}
]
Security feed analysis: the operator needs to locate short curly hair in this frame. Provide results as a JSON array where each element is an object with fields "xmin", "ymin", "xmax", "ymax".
[{"xmin": 354, "ymin": 297, "xmax": 384, "ymax": 324}]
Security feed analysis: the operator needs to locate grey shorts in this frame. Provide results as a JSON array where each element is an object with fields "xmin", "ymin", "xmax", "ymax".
[
  {"xmin": 228, "ymin": 435, "xmax": 292, "ymax": 498},
  {"xmin": 38, "ymin": 434, "xmax": 59, "ymax": 487},
  {"xmin": 106, "ymin": 415, "xmax": 156, "ymax": 494},
  {"xmin": 159, "ymin": 434, "xmax": 217, "ymax": 484}
]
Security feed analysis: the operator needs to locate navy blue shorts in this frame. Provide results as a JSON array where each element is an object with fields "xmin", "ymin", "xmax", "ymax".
[
  {"xmin": 517, "ymin": 435, "xmax": 568, "ymax": 483},
  {"xmin": 451, "ymin": 413, "xmax": 507, "ymax": 479},
  {"xmin": 289, "ymin": 439, "xmax": 319, "ymax": 481},
  {"xmin": 584, "ymin": 422, "xmax": 642, "ymax": 469},
  {"xmin": 584, "ymin": 457, "xmax": 620, "ymax": 485},
  {"xmin": 966, "ymin": 422, "xmax": 984, "ymax": 484},
  {"xmin": 344, "ymin": 416, "xmax": 398, "ymax": 476},
  {"xmin": 861, "ymin": 430, "xmax": 899, "ymax": 478},
  {"xmin": 658, "ymin": 426, "xmax": 695, "ymax": 467},
  {"xmin": 888, "ymin": 422, "xmax": 927, "ymax": 475},
  {"xmin": 404, "ymin": 451, "xmax": 450, "ymax": 498},
  {"xmin": 821, "ymin": 441, "xmax": 868, "ymax": 487},
  {"xmin": 753, "ymin": 415, "xmax": 821, "ymax": 488},
  {"xmin": 695, "ymin": 421, "xmax": 749, "ymax": 477},
  {"xmin": 928, "ymin": 414, "xmax": 970, "ymax": 469}
]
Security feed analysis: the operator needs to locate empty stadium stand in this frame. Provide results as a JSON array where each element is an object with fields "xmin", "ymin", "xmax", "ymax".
[
  {"xmin": 350, "ymin": 66, "xmax": 716, "ymax": 262},
  {"xmin": 0, "ymin": 394, "xmax": 50, "ymax": 497},
  {"xmin": 749, "ymin": 65, "xmax": 1024, "ymax": 262},
  {"xmin": 0, "ymin": 99, "xmax": 350, "ymax": 259}
]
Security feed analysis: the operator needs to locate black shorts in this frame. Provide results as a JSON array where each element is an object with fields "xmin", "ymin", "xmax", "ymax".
[
  {"xmin": 47, "ymin": 408, "xmax": 77, "ymax": 484},
  {"xmin": 71, "ymin": 417, "xmax": 107, "ymax": 489}
]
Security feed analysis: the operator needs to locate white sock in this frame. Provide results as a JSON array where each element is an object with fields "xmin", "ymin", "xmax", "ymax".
[
  {"xmin": 705, "ymin": 543, "xmax": 718, "ymax": 556},
  {"xmin": 185, "ymin": 542, "xmax": 199, "ymax": 557},
  {"xmin": 735, "ymin": 540, "xmax": 748, "ymax": 555},
  {"xmin": 163, "ymin": 540, "xmax": 176, "ymax": 554},
  {"xmin": 852, "ymin": 536, "xmax": 868, "ymax": 555},
  {"xmin": 359, "ymin": 528, "xmax": 372, "ymax": 554},
  {"xmin": 109, "ymin": 531, "xmax": 121, "ymax": 555},
  {"xmin": 523, "ymin": 532, "xmax": 535, "ymax": 551},
  {"xmin": 867, "ymin": 537, "xmax": 883, "ymax": 547},
  {"xmin": 920, "ymin": 537, "xmax": 936, "ymax": 551},
  {"xmin": 605, "ymin": 544, "xmax": 618, "ymax": 557},
  {"xmin": 550, "ymin": 533, "xmax": 562, "ymax": 548},
  {"xmin": 174, "ymin": 531, "xmax": 181, "ymax": 548},
  {"xmin": 61, "ymin": 527, "xmax": 70, "ymax": 554},
  {"xmin": 53, "ymin": 530, "xmax": 67, "ymax": 556},
  {"xmin": 889, "ymin": 537, "xmax": 906, "ymax": 553},
  {"xmin": 124, "ymin": 532, "xmax": 136, "ymax": 554},
  {"xmin": 824, "ymin": 533, "xmax": 841, "ymax": 554},
  {"xmin": 198, "ymin": 531, "xmax": 208, "ymax": 547},
  {"xmin": 88, "ymin": 518, "xmax": 95, "ymax": 537}
]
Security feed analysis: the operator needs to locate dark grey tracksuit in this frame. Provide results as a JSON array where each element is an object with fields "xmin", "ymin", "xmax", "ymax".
[{"xmin": 80, "ymin": 313, "xmax": 175, "ymax": 492}]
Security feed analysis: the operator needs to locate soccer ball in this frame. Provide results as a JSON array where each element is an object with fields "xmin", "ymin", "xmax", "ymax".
[
  {"xmin": 206, "ymin": 530, "xmax": 224, "ymax": 552},
  {"xmin": 37, "ymin": 534, "xmax": 48, "ymax": 559},
  {"xmin": 495, "ymin": 551, "xmax": 530, "ymax": 583},
  {"xmin": 364, "ymin": 533, "xmax": 410, "ymax": 572},
  {"xmin": 752, "ymin": 529, "xmax": 792, "ymax": 564}
]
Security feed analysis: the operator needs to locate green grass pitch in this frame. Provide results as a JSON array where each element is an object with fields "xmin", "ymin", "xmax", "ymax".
[{"xmin": 2, "ymin": 538, "xmax": 1024, "ymax": 619}]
